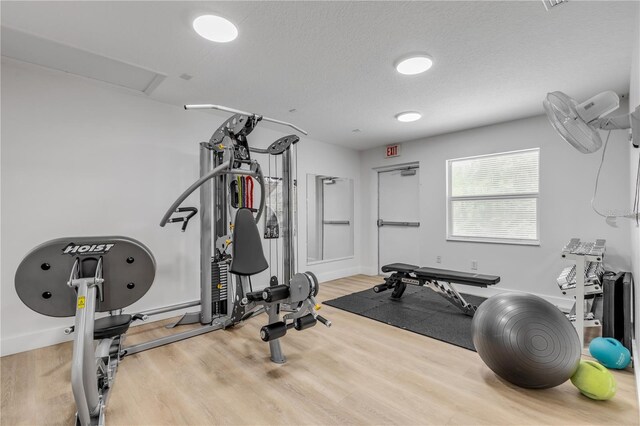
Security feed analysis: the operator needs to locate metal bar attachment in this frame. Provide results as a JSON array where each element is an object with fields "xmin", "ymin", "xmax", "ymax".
[{"xmin": 184, "ymin": 104, "xmax": 308, "ymax": 135}]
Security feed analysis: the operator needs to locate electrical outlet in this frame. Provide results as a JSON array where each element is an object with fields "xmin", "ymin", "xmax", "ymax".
[
  {"xmin": 471, "ymin": 260, "xmax": 478, "ymax": 270},
  {"xmin": 436, "ymin": 256, "xmax": 442, "ymax": 264}
]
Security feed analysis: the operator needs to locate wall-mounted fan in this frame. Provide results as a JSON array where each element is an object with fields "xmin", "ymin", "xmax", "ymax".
[
  {"xmin": 543, "ymin": 90, "xmax": 640, "ymax": 220},
  {"xmin": 543, "ymin": 91, "xmax": 639, "ymax": 153}
]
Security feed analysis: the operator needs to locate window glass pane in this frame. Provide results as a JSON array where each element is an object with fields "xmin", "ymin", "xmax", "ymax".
[
  {"xmin": 451, "ymin": 150, "xmax": 539, "ymax": 197},
  {"xmin": 451, "ymin": 198, "xmax": 538, "ymax": 240}
]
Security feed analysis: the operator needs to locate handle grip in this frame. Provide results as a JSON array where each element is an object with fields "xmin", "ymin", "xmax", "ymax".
[
  {"xmin": 316, "ymin": 315, "xmax": 332, "ymax": 328},
  {"xmin": 167, "ymin": 207, "xmax": 198, "ymax": 232}
]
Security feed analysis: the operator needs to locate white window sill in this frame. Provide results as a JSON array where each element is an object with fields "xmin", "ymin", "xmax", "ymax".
[{"xmin": 446, "ymin": 236, "xmax": 540, "ymax": 246}]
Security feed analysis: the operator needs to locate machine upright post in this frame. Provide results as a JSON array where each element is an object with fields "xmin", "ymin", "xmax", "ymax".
[
  {"xmin": 71, "ymin": 279, "xmax": 101, "ymax": 425},
  {"xmin": 200, "ymin": 143, "xmax": 213, "ymax": 324},
  {"xmin": 574, "ymin": 256, "xmax": 585, "ymax": 349},
  {"xmin": 282, "ymin": 148, "xmax": 295, "ymax": 282},
  {"xmin": 265, "ymin": 305, "xmax": 285, "ymax": 364}
]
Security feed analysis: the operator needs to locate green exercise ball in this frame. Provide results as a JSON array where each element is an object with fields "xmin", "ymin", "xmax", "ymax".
[{"xmin": 570, "ymin": 360, "xmax": 617, "ymax": 400}]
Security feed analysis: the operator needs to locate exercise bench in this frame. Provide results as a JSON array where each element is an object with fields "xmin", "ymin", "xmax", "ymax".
[{"xmin": 373, "ymin": 263, "xmax": 500, "ymax": 316}]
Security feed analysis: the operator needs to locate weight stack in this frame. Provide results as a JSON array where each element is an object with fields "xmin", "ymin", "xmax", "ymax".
[{"xmin": 211, "ymin": 260, "xmax": 228, "ymax": 316}]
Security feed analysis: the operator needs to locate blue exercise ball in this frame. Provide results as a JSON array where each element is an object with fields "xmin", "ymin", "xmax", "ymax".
[
  {"xmin": 472, "ymin": 292, "xmax": 581, "ymax": 389},
  {"xmin": 589, "ymin": 337, "xmax": 631, "ymax": 369}
]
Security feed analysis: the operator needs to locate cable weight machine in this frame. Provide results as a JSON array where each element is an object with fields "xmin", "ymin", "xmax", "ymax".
[{"xmin": 125, "ymin": 105, "xmax": 330, "ymax": 363}]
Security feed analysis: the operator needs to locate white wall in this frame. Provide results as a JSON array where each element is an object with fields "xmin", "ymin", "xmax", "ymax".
[
  {"xmin": 0, "ymin": 58, "xmax": 362, "ymax": 355},
  {"xmin": 629, "ymin": 4, "xmax": 640, "ymax": 342},
  {"xmin": 359, "ymin": 114, "xmax": 632, "ymax": 309}
]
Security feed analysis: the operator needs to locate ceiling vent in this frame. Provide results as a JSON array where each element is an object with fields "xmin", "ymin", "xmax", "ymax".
[
  {"xmin": 542, "ymin": 0, "xmax": 568, "ymax": 11},
  {"xmin": 1, "ymin": 27, "xmax": 166, "ymax": 95}
]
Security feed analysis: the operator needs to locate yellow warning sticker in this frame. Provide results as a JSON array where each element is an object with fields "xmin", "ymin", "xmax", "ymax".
[{"xmin": 77, "ymin": 296, "xmax": 86, "ymax": 309}]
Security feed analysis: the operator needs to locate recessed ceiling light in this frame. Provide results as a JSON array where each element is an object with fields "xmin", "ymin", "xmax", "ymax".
[
  {"xmin": 395, "ymin": 55, "xmax": 433, "ymax": 75},
  {"xmin": 193, "ymin": 15, "xmax": 238, "ymax": 43},
  {"xmin": 396, "ymin": 111, "xmax": 422, "ymax": 122}
]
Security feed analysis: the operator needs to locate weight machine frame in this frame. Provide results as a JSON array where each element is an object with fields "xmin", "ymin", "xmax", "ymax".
[{"xmin": 124, "ymin": 105, "xmax": 318, "ymax": 359}]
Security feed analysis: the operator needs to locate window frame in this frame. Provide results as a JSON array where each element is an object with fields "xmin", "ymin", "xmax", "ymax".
[{"xmin": 445, "ymin": 148, "xmax": 541, "ymax": 246}]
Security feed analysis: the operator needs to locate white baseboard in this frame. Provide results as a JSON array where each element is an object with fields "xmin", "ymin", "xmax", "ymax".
[
  {"xmin": 314, "ymin": 266, "xmax": 363, "ymax": 283},
  {"xmin": 361, "ymin": 265, "xmax": 379, "ymax": 276},
  {"xmin": 1, "ymin": 270, "xmax": 575, "ymax": 356},
  {"xmin": 1, "ymin": 304, "xmax": 199, "ymax": 357},
  {"xmin": 1, "ymin": 326, "xmax": 75, "ymax": 357}
]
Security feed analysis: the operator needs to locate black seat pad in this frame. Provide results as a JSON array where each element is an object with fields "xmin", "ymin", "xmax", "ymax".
[
  {"xmin": 94, "ymin": 314, "xmax": 132, "ymax": 340},
  {"xmin": 414, "ymin": 267, "xmax": 500, "ymax": 287},
  {"xmin": 381, "ymin": 263, "xmax": 418, "ymax": 274},
  {"xmin": 230, "ymin": 208, "xmax": 269, "ymax": 276}
]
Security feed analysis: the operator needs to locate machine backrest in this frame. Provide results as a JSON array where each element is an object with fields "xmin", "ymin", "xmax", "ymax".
[
  {"xmin": 230, "ymin": 208, "xmax": 269, "ymax": 276},
  {"xmin": 15, "ymin": 236, "xmax": 156, "ymax": 317}
]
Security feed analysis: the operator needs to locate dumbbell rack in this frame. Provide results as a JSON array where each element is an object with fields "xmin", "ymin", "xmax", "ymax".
[{"xmin": 560, "ymin": 238, "xmax": 606, "ymax": 349}]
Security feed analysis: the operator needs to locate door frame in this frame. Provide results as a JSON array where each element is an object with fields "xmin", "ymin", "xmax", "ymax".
[{"xmin": 376, "ymin": 162, "xmax": 420, "ymax": 274}]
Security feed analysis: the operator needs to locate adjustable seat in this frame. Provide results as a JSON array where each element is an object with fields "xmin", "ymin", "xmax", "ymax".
[
  {"xmin": 94, "ymin": 314, "xmax": 132, "ymax": 340},
  {"xmin": 413, "ymin": 267, "xmax": 500, "ymax": 287}
]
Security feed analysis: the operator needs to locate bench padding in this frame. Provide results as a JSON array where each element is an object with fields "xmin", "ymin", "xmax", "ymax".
[
  {"xmin": 381, "ymin": 263, "xmax": 418, "ymax": 274},
  {"xmin": 382, "ymin": 263, "xmax": 500, "ymax": 287},
  {"xmin": 414, "ymin": 267, "xmax": 500, "ymax": 287}
]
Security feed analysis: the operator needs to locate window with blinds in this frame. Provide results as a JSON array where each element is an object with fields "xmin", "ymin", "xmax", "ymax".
[{"xmin": 446, "ymin": 148, "xmax": 540, "ymax": 245}]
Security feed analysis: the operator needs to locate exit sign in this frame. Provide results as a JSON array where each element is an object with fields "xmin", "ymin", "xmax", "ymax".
[{"xmin": 385, "ymin": 144, "xmax": 400, "ymax": 158}]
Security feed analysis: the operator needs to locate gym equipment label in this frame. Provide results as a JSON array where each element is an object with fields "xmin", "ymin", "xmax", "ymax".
[
  {"xmin": 77, "ymin": 296, "xmax": 86, "ymax": 309},
  {"xmin": 62, "ymin": 243, "xmax": 115, "ymax": 256}
]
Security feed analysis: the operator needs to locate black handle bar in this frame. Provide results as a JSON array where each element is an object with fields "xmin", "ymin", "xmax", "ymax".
[{"xmin": 168, "ymin": 207, "xmax": 198, "ymax": 232}]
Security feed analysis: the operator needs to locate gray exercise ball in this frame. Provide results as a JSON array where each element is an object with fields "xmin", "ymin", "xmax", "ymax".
[{"xmin": 471, "ymin": 292, "xmax": 581, "ymax": 389}]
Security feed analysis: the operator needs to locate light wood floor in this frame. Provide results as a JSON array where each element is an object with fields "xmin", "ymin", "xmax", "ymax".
[{"xmin": 2, "ymin": 275, "xmax": 638, "ymax": 425}]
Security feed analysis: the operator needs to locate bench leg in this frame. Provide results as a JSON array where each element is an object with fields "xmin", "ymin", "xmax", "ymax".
[{"xmin": 425, "ymin": 280, "xmax": 477, "ymax": 316}]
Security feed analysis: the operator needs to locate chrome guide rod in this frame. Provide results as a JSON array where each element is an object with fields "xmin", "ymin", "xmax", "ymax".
[{"xmin": 136, "ymin": 300, "xmax": 200, "ymax": 317}]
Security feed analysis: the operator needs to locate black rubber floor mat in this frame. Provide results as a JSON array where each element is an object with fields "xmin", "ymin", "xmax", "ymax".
[{"xmin": 325, "ymin": 285, "xmax": 486, "ymax": 351}]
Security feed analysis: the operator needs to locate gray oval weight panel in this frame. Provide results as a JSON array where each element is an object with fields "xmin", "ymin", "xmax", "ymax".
[
  {"xmin": 15, "ymin": 236, "xmax": 156, "ymax": 317},
  {"xmin": 267, "ymin": 135, "xmax": 298, "ymax": 155}
]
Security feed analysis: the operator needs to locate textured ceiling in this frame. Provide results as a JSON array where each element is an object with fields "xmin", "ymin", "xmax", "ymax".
[{"xmin": 1, "ymin": 1, "xmax": 638, "ymax": 149}]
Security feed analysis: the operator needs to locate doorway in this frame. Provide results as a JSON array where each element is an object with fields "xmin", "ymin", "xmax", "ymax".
[{"xmin": 377, "ymin": 165, "xmax": 420, "ymax": 274}]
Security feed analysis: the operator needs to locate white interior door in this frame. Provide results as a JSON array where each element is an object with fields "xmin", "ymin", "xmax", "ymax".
[
  {"xmin": 322, "ymin": 179, "xmax": 353, "ymax": 260},
  {"xmin": 378, "ymin": 167, "xmax": 420, "ymax": 274}
]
